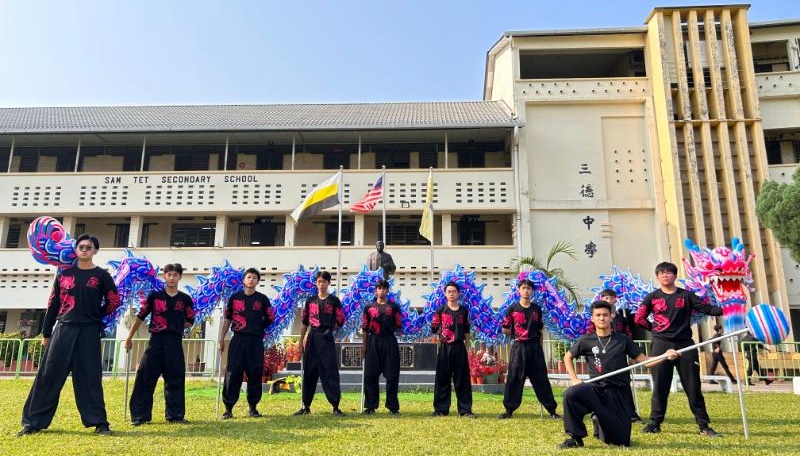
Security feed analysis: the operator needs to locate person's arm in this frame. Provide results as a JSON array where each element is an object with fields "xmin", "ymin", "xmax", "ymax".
[
  {"xmin": 299, "ymin": 324, "xmax": 308, "ymax": 358},
  {"xmin": 463, "ymin": 332, "xmax": 471, "ymax": 351},
  {"xmin": 500, "ymin": 306, "xmax": 513, "ymax": 336},
  {"xmin": 263, "ymin": 298, "xmax": 275, "ymax": 328},
  {"xmin": 184, "ymin": 294, "xmax": 196, "ymax": 329},
  {"xmin": 101, "ymin": 270, "xmax": 121, "ymax": 317},
  {"xmin": 218, "ymin": 319, "xmax": 232, "ymax": 352},
  {"xmin": 41, "ymin": 275, "xmax": 62, "ymax": 347},
  {"xmin": 124, "ymin": 317, "xmax": 144, "ymax": 351},
  {"xmin": 688, "ymin": 290, "xmax": 722, "ymax": 316},
  {"xmin": 430, "ymin": 308, "xmax": 442, "ymax": 342},
  {"xmin": 634, "ymin": 293, "xmax": 654, "ymax": 330},
  {"xmin": 564, "ymin": 351, "xmax": 581, "ymax": 385},
  {"xmin": 334, "ymin": 297, "xmax": 345, "ymax": 329}
]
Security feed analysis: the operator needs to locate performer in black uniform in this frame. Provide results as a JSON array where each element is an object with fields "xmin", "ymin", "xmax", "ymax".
[
  {"xmin": 19, "ymin": 234, "xmax": 120, "ymax": 436},
  {"xmin": 361, "ymin": 279, "xmax": 402, "ymax": 414},
  {"xmin": 558, "ymin": 300, "xmax": 679, "ymax": 449},
  {"xmin": 498, "ymin": 279, "xmax": 559, "ymax": 419},
  {"xmin": 218, "ymin": 268, "xmax": 274, "ymax": 419},
  {"xmin": 634, "ymin": 262, "xmax": 723, "ymax": 437},
  {"xmin": 431, "ymin": 282, "xmax": 475, "ymax": 418},
  {"xmin": 708, "ymin": 324, "xmax": 738, "ymax": 385},
  {"xmin": 126, "ymin": 263, "xmax": 195, "ymax": 425},
  {"xmin": 294, "ymin": 271, "xmax": 346, "ymax": 416}
]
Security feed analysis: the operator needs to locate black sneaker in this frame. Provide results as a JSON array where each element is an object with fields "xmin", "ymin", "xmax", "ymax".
[
  {"xmin": 388, "ymin": 410, "xmax": 400, "ymax": 415},
  {"xmin": 460, "ymin": 412, "xmax": 476, "ymax": 419},
  {"xmin": 557, "ymin": 437, "xmax": 584, "ymax": 449},
  {"xmin": 293, "ymin": 407, "xmax": 310, "ymax": 416},
  {"xmin": 631, "ymin": 414, "xmax": 642, "ymax": 423},
  {"xmin": 221, "ymin": 410, "xmax": 234, "ymax": 420},
  {"xmin": 361, "ymin": 408, "xmax": 376, "ymax": 415},
  {"xmin": 731, "ymin": 379, "xmax": 738, "ymax": 385},
  {"xmin": 248, "ymin": 409, "xmax": 262, "ymax": 418},
  {"xmin": 431, "ymin": 411, "xmax": 448, "ymax": 417},
  {"xmin": 497, "ymin": 412, "xmax": 513, "ymax": 420},
  {"xmin": 549, "ymin": 412, "xmax": 562, "ymax": 420},
  {"xmin": 709, "ymin": 380, "xmax": 719, "ymax": 384},
  {"xmin": 699, "ymin": 427, "xmax": 722, "ymax": 437},
  {"xmin": 642, "ymin": 421, "xmax": 661, "ymax": 433},
  {"xmin": 16, "ymin": 426, "xmax": 40, "ymax": 437},
  {"xmin": 168, "ymin": 418, "xmax": 190, "ymax": 424},
  {"xmin": 332, "ymin": 408, "xmax": 345, "ymax": 417},
  {"xmin": 95, "ymin": 424, "xmax": 112, "ymax": 436},
  {"xmin": 764, "ymin": 379, "xmax": 774, "ymax": 385}
]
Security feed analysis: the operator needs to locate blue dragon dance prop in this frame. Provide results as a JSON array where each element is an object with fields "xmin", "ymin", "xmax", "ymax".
[
  {"xmin": 104, "ymin": 250, "xmax": 164, "ymax": 334},
  {"xmin": 27, "ymin": 216, "xmax": 77, "ymax": 269},
  {"xmin": 520, "ymin": 270, "xmax": 591, "ymax": 342},
  {"xmin": 263, "ymin": 265, "xmax": 318, "ymax": 348},
  {"xmin": 682, "ymin": 237, "xmax": 754, "ymax": 333},
  {"xmin": 186, "ymin": 260, "xmax": 244, "ymax": 330},
  {"xmin": 589, "ymin": 266, "xmax": 653, "ymax": 315}
]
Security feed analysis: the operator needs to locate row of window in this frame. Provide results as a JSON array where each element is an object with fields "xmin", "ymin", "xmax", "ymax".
[
  {"xmin": 4, "ymin": 217, "xmax": 491, "ymax": 248},
  {"xmin": 0, "ymin": 141, "xmax": 504, "ymax": 173}
]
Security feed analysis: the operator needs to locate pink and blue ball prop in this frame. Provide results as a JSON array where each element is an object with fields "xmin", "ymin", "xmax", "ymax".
[{"xmin": 746, "ymin": 304, "xmax": 790, "ymax": 345}]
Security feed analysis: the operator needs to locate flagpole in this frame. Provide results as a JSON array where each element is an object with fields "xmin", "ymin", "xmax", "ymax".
[
  {"xmin": 381, "ymin": 165, "xmax": 387, "ymax": 244},
  {"xmin": 429, "ymin": 167, "xmax": 434, "ymax": 283},
  {"xmin": 337, "ymin": 167, "xmax": 343, "ymax": 296}
]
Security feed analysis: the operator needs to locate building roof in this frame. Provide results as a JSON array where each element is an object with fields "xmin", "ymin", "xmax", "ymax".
[{"xmin": 0, "ymin": 102, "xmax": 516, "ymax": 135}]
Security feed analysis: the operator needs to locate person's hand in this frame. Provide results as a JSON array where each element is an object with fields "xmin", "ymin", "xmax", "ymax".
[
  {"xmin": 218, "ymin": 340, "xmax": 225, "ymax": 353},
  {"xmin": 124, "ymin": 339, "xmax": 132, "ymax": 352},
  {"xmin": 665, "ymin": 349, "xmax": 680, "ymax": 360},
  {"xmin": 714, "ymin": 347, "xmax": 720, "ymax": 353},
  {"xmin": 570, "ymin": 378, "xmax": 582, "ymax": 386},
  {"xmin": 42, "ymin": 337, "xmax": 49, "ymax": 348}
]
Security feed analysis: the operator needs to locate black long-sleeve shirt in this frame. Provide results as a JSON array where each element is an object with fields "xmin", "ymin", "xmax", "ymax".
[
  {"xmin": 500, "ymin": 302, "xmax": 543, "ymax": 342},
  {"xmin": 224, "ymin": 291, "xmax": 274, "ymax": 337},
  {"xmin": 138, "ymin": 290, "xmax": 196, "ymax": 335},
  {"xmin": 361, "ymin": 300, "xmax": 403, "ymax": 336},
  {"xmin": 430, "ymin": 304, "xmax": 470, "ymax": 344},
  {"xmin": 301, "ymin": 295, "xmax": 345, "ymax": 331},
  {"xmin": 634, "ymin": 287, "xmax": 721, "ymax": 342},
  {"xmin": 43, "ymin": 266, "xmax": 120, "ymax": 338}
]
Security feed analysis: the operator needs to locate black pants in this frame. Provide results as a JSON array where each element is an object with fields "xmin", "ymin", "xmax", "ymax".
[
  {"xmin": 502, "ymin": 341, "xmax": 558, "ymax": 414},
  {"xmin": 363, "ymin": 335, "xmax": 400, "ymax": 412},
  {"xmin": 710, "ymin": 352, "xmax": 736, "ymax": 380},
  {"xmin": 223, "ymin": 334, "xmax": 264, "ymax": 410},
  {"xmin": 563, "ymin": 383, "xmax": 631, "ymax": 446},
  {"xmin": 649, "ymin": 338, "xmax": 710, "ymax": 429},
  {"xmin": 433, "ymin": 342, "xmax": 472, "ymax": 415},
  {"xmin": 21, "ymin": 324, "xmax": 109, "ymax": 430},
  {"xmin": 129, "ymin": 333, "xmax": 186, "ymax": 422},
  {"xmin": 301, "ymin": 330, "xmax": 341, "ymax": 408},
  {"xmin": 745, "ymin": 351, "xmax": 764, "ymax": 378}
]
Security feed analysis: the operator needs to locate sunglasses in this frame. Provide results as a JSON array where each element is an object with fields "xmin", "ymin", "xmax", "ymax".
[{"xmin": 76, "ymin": 244, "xmax": 94, "ymax": 251}]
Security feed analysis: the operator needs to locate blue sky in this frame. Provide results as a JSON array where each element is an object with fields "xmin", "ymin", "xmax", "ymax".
[{"xmin": 0, "ymin": 0, "xmax": 796, "ymax": 107}]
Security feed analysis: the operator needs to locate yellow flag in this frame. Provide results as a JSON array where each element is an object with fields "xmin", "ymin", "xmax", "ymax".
[
  {"xmin": 290, "ymin": 171, "xmax": 340, "ymax": 223},
  {"xmin": 419, "ymin": 169, "xmax": 434, "ymax": 242}
]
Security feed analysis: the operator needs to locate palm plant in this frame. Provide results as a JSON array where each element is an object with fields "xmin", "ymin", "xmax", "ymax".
[{"xmin": 511, "ymin": 241, "xmax": 581, "ymax": 305}]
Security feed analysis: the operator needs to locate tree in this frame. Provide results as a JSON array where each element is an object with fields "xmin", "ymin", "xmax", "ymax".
[
  {"xmin": 756, "ymin": 167, "xmax": 800, "ymax": 262},
  {"xmin": 511, "ymin": 241, "xmax": 581, "ymax": 304}
]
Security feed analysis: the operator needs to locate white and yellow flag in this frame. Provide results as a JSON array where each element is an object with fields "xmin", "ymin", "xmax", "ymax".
[
  {"xmin": 418, "ymin": 168, "xmax": 434, "ymax": 242},
  {"xmin": 290, "ymin": 171, "xmax": 341, "ymax": 223}
]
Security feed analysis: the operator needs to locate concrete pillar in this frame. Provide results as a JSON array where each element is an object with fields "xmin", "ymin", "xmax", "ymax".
[
  {"xmin": 62, "ymin": 216, "xmax": 77, "ymax": 235},
  {"xmin": 214, "ymin": 215, "xmax": 228, "ymax": 247},
  {"xmin": 127, "ymin": 215, "xmax": 143, "ymax": 248},
  {"xmin": 354, "ymin": 213, "xmax": 365, "ymax": 246},
  {"xmin": 441, "ymin": 213, "xmax": 452, "ymax": 246},
  {"xmin": 0, "ymin": 216, "xmax": 10, "ymax": 248},
  {"xmin": 284, "ymin": 215, "xmax": 295, "ymax": 246}
]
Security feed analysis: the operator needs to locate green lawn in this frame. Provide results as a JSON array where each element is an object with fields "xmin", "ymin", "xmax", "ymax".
[{"xmin": 0, "ymin": 379, "xmax": 798, "ymax": 455}]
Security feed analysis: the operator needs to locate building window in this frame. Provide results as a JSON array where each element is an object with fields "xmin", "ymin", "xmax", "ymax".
[
  {"xmin": 113, "ymin": 224, "xmax": 130, "ymax": 248},
  {"xmin": 322, "ymin": 145, "xmax": 354, "ymax": 170},
  {"xmin": 382, "ymin": 221, "xmax": 428, "ymax": 245},
  {"xmin": 5, "ymin": 224, "xmax": 21, "ymax": 248},
  {"xmin": 766, "ymin": 140, "xmax": 782, "ymax": 164},
  {"xmin": 0, "ymin": 147, "xmax": 10, "ymax": 172},
  {"xmin": 325, "ymin": 221, "xmax": 354, "ymax": 246},
  {"xmin": 75, "ymin": 223, "xmax": 86, "ymax": 236},
  {"xmin": 238, "ymin": 219, "xmax": 281, "ymax": 246},
  {"xmin": 17, "ymin": 148, "xmax": 39, "ymax": 172},
  {"xmin": 375, "ymin": 150, "xmax": 410, "ymax": 169},
  {"xmin": 419, "ymin": 149, "xmax": 438, "ymax": 168},
  {"xmin": 457, "ymin": 215, "xmax": 486, "ymax": 245},
  {"xmin": 793, "ymin": 141, "xmax": 800, "ymax": 164},
  {"xmin": 141, "ymin": 223, "xmax": 157, "ymax": 247},
  {"xmin": 170, "ymin": 224, "xmax": 215, "ymax": 247},
  {"xmin": 0, "ymin": 311, "xmax": 6, "ymax": 333}
]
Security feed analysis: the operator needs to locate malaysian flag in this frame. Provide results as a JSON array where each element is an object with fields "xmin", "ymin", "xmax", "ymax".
[{"xmin": 350, "ymin": 175, "xmax": 384, "ymax": 213}]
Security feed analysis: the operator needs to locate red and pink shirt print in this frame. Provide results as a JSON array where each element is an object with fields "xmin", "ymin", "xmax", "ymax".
[
  {"xmin": 431, "ymin": 305, "xmax": 470, "ymax": 344},
  {"xmin": 500, "ymin": 302, "xmax": 544, "ymax": 342},
  {"xmin": 224, "ymin": 291, "xmax": 274, "ymax": 336},
  {"xmin": 302, "ymin": 295, "xmax": 345, "ymax": 330},
  {"xmin": 137, "ymin": 290, "xmax": 196, "ymax": 334},
  {"xmin": 361, "ymin": 301, "xmax": 402, "ymax": 336},
  {"xmin": 43, "ymin": 266, "xmax": 121, "ymax": 338}
]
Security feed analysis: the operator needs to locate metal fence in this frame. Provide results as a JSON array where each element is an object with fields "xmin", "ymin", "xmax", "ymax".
[{"xmin": 740, "ymin": 341, "xmax": 800, "ymax": 386}]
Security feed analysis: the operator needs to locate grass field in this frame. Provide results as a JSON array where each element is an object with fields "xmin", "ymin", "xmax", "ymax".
[{"xmin": 1, "ymin": 379, "xmax": 799, "ymax": 455}]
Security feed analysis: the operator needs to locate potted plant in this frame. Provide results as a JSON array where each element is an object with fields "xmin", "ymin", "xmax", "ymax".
[
  {"xmin": 284, "ymin": 336, "xmax": 301, "ymax": 362},
  {"xmin": 263, "ymin": 344, "xmax": 287, "ymax": 383},
  {"xmin": 468, "ymin": 349, "xmax": 483, "ymax": 384},
  {"xmin": 551, "ymin": 341, "xmax": 570, "ymax": 373},
  {"xmin": 480, "ymin": 346, "xmax": 500, "ymax": 384},
  {"xmin": 497, "ymin": 357, "xmax": 508, "ymax": 384}
]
